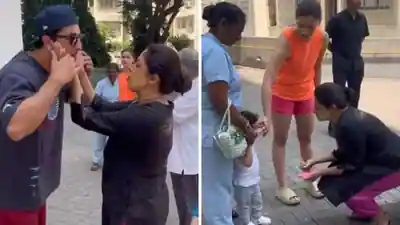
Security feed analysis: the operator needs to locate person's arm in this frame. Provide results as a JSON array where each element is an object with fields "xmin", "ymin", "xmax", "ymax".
[
  {"xmin": 90, "ymin": 96, "xmax": 133, "ymax": 112},
  {"xmin": 314, "ymin": 153, "xmax": 337, "ymax": 164},
  {"xmin": 69, "ymin": 76, "xmax": 157, "ymax": 137},
  {"xmin": 314, "ymin": 32, "xmax": 329, "ymax": 86},
  {"xmin": 0, "ymin": 73, "xmax": 63, "ymax": 141},
  {"xmin": 94, "ymin": 80, "xmax": 103, "ymax": 96},
  {"xmin": 314, "ymin": 166, "xmax": 344, "ymax": 177},
  {"xmin": 237, "ymin": 146, "xmax": 253, "ymax": 168},
  {"xmin": 173, "ymin": 80, "xmax": 198, "ymax": 124},
  {"xmin": 77, "ymin": 70, "xmax": 96, "ymax": 104},
  {"xmin": 203, "ymin": 49, "xmax": 251, "ymax": 137},
  {"xmin": 261, "ymin": 34, "xmax": 290, "ymax": 118},
  {"xmin": 363, "ymin": 15, "xmax": 370, "ymax": 39},
  {"xmin": 325, "ymin": 16, "xmax": 338, "ymax": 52},
  {"xmin": 80, "ymin": 73, "xmax": 132, "ymax": 112},
  {"xmin": 191, "ymin": 218, "xmax": 198, "ymax": 225},
  {"xmin": 69, "ymin": 99, "xmax": 152, "ymax": 137}
]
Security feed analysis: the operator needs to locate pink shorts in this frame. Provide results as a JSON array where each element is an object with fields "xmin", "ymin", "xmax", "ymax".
[
  {"xmin": 0, "ymin": 205, "xmax": 46, "ymax": 225},
  {"xmin": 271, "ymin": 95, "xmax": 315, "ymax": 116}
]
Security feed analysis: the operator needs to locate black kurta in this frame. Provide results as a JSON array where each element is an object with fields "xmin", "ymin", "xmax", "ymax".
[
  {"xmin": 318, "ymin": 107, "xmax": 400, "ymax": 206},
  {"xmin": 70, "ymin": 95, "xmax": 173, "ymax": 225}
]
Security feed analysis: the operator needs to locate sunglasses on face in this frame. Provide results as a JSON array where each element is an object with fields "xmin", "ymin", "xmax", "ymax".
[{"xmin": 55, "ymin": 33, "xmax": 85, "ymax": 46}]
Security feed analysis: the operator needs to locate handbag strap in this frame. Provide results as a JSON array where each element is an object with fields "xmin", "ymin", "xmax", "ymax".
[{"xmin": 219, "ymin": 99, "xmax": 232, "ymax": 130}]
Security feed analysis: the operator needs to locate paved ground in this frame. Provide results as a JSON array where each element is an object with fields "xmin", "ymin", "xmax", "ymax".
[
  {"xmin": 46, "ymin": 106, "xmax": 179, "ymax": 224},
  {"xmin": 237, "ymin": 64, "xmax": 400, "ymax": 225}
]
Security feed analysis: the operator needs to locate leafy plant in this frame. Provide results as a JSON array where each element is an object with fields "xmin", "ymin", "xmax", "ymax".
[
  {"xmin": 20, "ymin": 0, "xmax": 110, "ymax": 67},
  {"xmin": 168, "ymin": 35, "xmax": 191, "ymax": 51},
  {"xmin": 120, "ymin": 0, "xmax": 184, "ymax": 56},
  {"xmin": 97, "ymin": 22, "xmax": 116, "ymax": 44}
]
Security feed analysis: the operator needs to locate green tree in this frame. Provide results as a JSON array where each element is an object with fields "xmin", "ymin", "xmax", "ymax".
[
  {"xmin": 121, "ymin": 0, "xmax": 184, "ymax": 57},
  {"xmin": 21, "ymin": 0, "xmax": 73, "ymax": 50},
  {"xmin": 98, "ymin": 22, "xmax": 115, "ymax": 44},
  {"xmin": 20, "ymin": 0, "xmax": 110, "ymax": 67},
  {"xmin": 168, "ymin": 35, "xmax": 191, "ymax": 51},
  {"xmin": 21, "ymin": 0, "xmax": 42, "ymax": 50},
  {"xmin": 73, "ymin": 0, "xmax": 110, "ymax": 67}
]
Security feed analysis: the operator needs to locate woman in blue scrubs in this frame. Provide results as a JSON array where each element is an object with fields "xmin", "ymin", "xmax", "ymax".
[{"xmin": 202, "ymin": 2, "xmax": 259, "ymax": 225}]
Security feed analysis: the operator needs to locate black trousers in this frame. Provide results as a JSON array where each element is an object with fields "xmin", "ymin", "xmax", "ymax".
[
  {"xmin": 170, "ymin": 173, "xmax": 198, "ymax": 225},
  {"xmin": 329, "ymin": 55, "xmax": 365, "ymax": 136},
  {"xmin": 101, "ymin": 173, "xmax": 169, "ymax": 225},
  {"xmin": 332, "ymin": 55, "xmax": 365, "ymax": 108}
]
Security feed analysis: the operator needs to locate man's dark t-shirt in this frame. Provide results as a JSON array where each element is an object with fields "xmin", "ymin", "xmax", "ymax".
[
  {"xmin": 0, "ymin": 52, "xmax": 65, "ymax": 210},
  {"xmin": 326, "ymin": 10, "xmax": 369, "ymax": 62}
]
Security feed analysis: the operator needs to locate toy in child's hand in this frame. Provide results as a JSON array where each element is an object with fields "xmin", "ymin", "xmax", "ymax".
[{"xmin": 298, "ymin": 171, "xmax": 315, "ymax": 181}]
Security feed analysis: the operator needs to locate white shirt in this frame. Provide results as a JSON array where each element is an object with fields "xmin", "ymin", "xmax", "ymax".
[
  {"xmin": 167, "ymin": 78, "xmax": 199, "ymax": 175},
  {"xmin": 233, "ymin": 146, "xmax": 261, "ymax": 187},
  {"xmin": 95, "ymin": 77, "xmax": 119, "ymax": 102}
]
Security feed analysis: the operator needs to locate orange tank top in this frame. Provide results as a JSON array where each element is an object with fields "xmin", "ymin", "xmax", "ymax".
[
  {"xmin": 118, "ymin": 72, "xmax": 136, "ymax": 101},
  {"xmin": 272, "ymin": 26, "xmax": 324, "ymax": 101}
]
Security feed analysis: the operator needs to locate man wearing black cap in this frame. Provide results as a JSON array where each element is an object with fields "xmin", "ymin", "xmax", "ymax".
[{"xmin": 0, "ymin": 5, "xmax": 92, "ymax": 225}]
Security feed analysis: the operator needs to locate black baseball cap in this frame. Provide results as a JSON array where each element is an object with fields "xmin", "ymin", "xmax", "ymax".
[{"xmin": 34, "ymin": 4, "xmax": 78, "ymax": 38}]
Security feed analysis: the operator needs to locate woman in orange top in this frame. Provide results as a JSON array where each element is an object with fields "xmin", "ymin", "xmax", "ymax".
[
  {"xmin": 119, "ymin": 49, "xmax": 137, "ymax": 101},
  {"xmin": 261, "ymin": 0, "xmax": 329, "ymax": 206}
]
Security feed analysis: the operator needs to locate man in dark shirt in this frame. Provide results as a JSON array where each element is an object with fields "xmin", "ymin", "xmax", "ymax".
[
  {"xmin": 0, "ymin": 5, "xmax": 89, "ymax": 225},
  {"xmin": 326, "ymin": 0, "xmax": 369, "ymax": 135}
]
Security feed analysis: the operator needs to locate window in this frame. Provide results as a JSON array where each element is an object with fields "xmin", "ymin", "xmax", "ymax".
[
  {"xmin": 98, "ymin": 0, "xmax": 118, "ymax": 9},
  {"xmin": 268, "ymin": 0, "xmax": 277, "ymax": 26},
  {"xmin": 187, "ymin": 16, "xmax": 194, "ymax": 33},
  {"xmin": 360, "ymin": 0, "xmax": 390, "ymax": 9},
  {"xmin": 184, "ymin": 0, "xmax": 194, "ymax": 8}
]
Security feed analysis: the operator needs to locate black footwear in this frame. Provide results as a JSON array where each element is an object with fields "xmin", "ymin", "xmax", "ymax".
[
  {"xmin": 348, "ymin": 213, "xmax": 373, "ymax": 222},
  {"xmin": 232, "ymin": 209, "xmax": 239, "ymax": 219},
  {"xmin": 90, "ymin": 163, "xmax": 101, "ymax": 171}
]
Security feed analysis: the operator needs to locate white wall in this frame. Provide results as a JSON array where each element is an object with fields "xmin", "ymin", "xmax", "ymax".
[{"xmin": 0, "ymin": 0, "xmax": 23, "ymax": 67}]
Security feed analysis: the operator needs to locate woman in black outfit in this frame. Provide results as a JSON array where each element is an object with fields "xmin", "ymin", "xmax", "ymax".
[
  {"xmin": 70, "ymin": 44, "xmax": 191, "ymax": 225},
  {"xmin": 300, "ymin": 82, "xmax": 400, "ymax": 225}
]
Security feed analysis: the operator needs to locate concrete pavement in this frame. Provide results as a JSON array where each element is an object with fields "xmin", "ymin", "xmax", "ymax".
[
  {"xmin": 238, "ymin": 65, "xmax": 400, "ymax": 225},
  {"xmin": 45, "ymin": 105, "xmax": 179, "ymax": 225}
]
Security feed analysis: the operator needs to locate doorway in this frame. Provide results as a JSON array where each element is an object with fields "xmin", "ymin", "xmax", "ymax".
[{"xmin": 324, "ymin": 0, "xmax": 338, "ymax": 26}]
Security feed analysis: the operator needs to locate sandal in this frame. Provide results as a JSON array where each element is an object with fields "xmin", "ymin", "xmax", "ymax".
[
  {"xmin": 376, "ymin": 219, "xmax": 391, "ymax": 225},
  {"xmin": 375, "ymin": 212, "xmax": 391, "ymax": 225},
  {"xmin": 305, "ymin": 181, "xmax": 324, "ymax": 199},
  {"xmin": 275, "ymin": 187, "xmax": 300, "ymax": 205}
]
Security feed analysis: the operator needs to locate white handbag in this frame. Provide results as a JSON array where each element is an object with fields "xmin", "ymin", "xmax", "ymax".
[{"xmin": 213, "ymin": 100, "xmax": 248, "ymax": 159}]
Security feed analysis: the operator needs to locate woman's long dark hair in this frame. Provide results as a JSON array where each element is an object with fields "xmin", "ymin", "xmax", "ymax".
[
  {"xmin": 144, "ymin": 44, "xmax": 192, "ymax": 95},
  {"xmin": 314, "ymin": 82, "xmax": 356, "ymax": 109}
]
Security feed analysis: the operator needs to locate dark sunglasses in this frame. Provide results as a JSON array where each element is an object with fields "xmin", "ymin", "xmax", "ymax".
[{"xmin": 55, "ymin": 33, "xmax": 85, "ymax": 46}]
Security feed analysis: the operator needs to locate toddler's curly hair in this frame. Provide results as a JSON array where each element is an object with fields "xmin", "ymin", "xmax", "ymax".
[{"xmin": 241, "ymin": 110, "xmax": 259, "ymax": 126}]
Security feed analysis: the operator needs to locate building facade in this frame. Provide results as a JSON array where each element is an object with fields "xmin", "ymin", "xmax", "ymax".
[
  {"xmin": 91, "ymin": 0, "xmax": 199, "ymax": 49},
  {"xmin": 89, "ymin": 0, "xmax": 129, "ymax": 42},
  {"xmin": 268, "ymin": 0, "xmax": 400, "ymax": 37},
  {"xmin": 202, "ymin": 0, "xmax": 400, "ymax": 37},
  {"xmin": 0, "ymin": 0, "xmax": 22, "ymax": 67},
  {"xmin": 229, "ymin": 0, "xmax": 400, "ymax": 69},
  {"xmin": 170, "ymin": 0, "xmax": 200, "ymax": 49}
]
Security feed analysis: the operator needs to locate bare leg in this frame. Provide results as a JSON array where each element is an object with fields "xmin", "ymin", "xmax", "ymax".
[
  {"xmin": 272, "ymin": 113, "xmax": 301, "ymax": 205},
  {"xmin": 271, "ymin": 112, "xmax": 292, "ymax": 188},
  {"xmin": 295, "ymin": 114, "xmax": 323, "ymax": 199},
  {"xmin": 294, "ymin": 114, "xmax": 314, "ymax": 162},
  {"xmin": 375, "ymin": 210, "xmax": 390, "ymax": 225}
]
